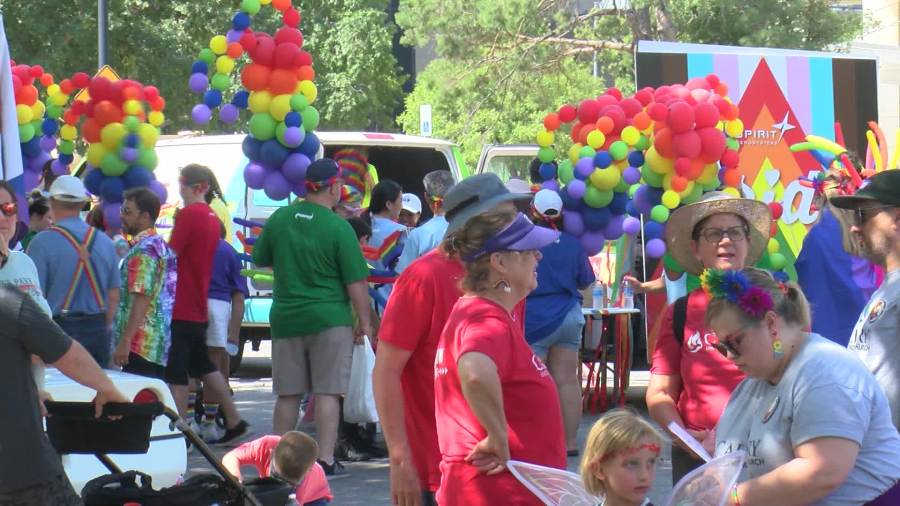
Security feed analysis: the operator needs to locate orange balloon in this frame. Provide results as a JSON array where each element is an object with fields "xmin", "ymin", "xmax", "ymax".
[
  {"xmin": 723, "ymin": 168, "xmax": 741, "ymax": 188},
  {"xmin": 40, "ymin": 73, "xmax": 54, "ymax": 87},
  {"xmin": 595, "ymin": 116, "xmax": 614, "ymax": 135},
  {"xmin": 59, "ymin": 79, "xmax": 75, "ymax": 95},
  {"xmin": 241, "ymin": 63, "xmax": 270, "ymax": 92},
  {"xmin": 543, "ymin": 113, "xmax": 561, "ymax": 131},
  {"xmin": 15, "ymin": 85, "xmax": 38, "ymax": 106},
  {"xmin": 227, "ymin": 42, "xmax": 244, "ymax": 59},
  {"xmin": 93, "ymin": 100, "xmax": 122, "ymax": 126},
  {"xmin": 121, "ymin": 85, "xmax": 142, "ymax": 101},
  {"xmin": 688, "ymin": 159, "xmax": 705, "ymax": 179},
  {"xmin": 82, "ymin": 118, "xmax": 101, "ymax": 144},
  {"xmin": 268, "ymin": 68, "xmax": 298, "ymax": 95},
  {"xmin": 654, "ymin": 128, "xmax": 675, "ymax": 158},
  {"xmin": 272, "ymin": 0, "xmax": 291, "ymax": 11},
  {"xmin": 671, "ymin": 175, "xmax": 688, "ymax": 192},
  {"xmin": 632, "ymin": 111, "xmax": 651, "ymax": 131},
  {"xmin": 578, "ymin": 123, "xmax": 595, "ymax": 145},
  {"xmin": 297, "ymin": 65, "xmax": 315, "ymax": 81}
]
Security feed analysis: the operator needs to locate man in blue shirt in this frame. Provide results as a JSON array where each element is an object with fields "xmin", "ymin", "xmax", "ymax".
[
  {"xmin": 27, "ymin": 176, "xmax": 121, "ymax": 368},
  {"xmin": 396, "ymin": 170, "xmax": 455, "ymax": 273}
]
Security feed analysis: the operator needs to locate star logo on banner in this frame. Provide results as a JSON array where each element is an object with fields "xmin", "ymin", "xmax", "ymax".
[{"xmin": 772, "ymin": 112, "xmax": 795, "ymax": 144}]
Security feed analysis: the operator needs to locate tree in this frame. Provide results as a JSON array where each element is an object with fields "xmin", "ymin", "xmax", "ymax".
[
  {"xmin": 396, "ymin": 0, "xmax": 863, "ymax": 167},
  {"xmin": 0, "ymin": 0, "xmax": 405, "ymax": 132}
]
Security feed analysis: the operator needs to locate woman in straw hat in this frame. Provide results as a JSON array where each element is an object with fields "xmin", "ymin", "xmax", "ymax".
[{"xmin": 645, "ymin": 192, "xmax": 771, "ymax": 483}]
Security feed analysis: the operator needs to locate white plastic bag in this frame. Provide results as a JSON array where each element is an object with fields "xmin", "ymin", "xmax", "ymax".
[{"xmin": 344, "ymin": 335, "xmax": 379, "ymax": 424}]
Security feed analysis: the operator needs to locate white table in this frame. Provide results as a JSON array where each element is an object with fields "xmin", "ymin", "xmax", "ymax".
[{"xmin": 581, "ymin": 307, "xmax": 641, "ymax": 412}]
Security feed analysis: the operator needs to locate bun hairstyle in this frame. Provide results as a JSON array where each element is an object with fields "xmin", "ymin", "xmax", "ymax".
[
  {"xmin": 705, "ymin": 267, "xmax": 811, "ymax": 329},
  {"xmin": 440, "ymin": 209, "xmax": 516, "ymax": 292},
  {"xmin": 368, "ymin": 179, "xmax": 402, "ymax": 215},
  {"xmin": 27, "ymin": 190, "xmax": 50, "ymax": 218},
  {"xmin": 180, "ymin": 164, "xmax": 225, "ymax": 204}
]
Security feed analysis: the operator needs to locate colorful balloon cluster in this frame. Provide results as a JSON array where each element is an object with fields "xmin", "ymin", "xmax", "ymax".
[
  {"xmin": 11, "ymin": 63, "xmax": 65, "ymax": 192},
  {"xmin": 534, "ymin": 75, "xmax": 742, "ymax": 257},
  {"xmin": 57, "ymin": 75, "xmax": 168, "ymax": 230},
  {"xmin": 188, "ymin": 0, "xmax": 319, "ymax": 201}
]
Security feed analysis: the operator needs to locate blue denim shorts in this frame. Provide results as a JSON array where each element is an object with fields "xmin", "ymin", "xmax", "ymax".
[{"xmin": 529, "ymin": 304, "xmax": 585, "ymax": 358}]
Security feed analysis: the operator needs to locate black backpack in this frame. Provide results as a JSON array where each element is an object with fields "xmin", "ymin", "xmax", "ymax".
[
  {"xmin": 672, "ymin": 294, "xmax": 689, "ymax": 345},
  {"xmin": 81, "ymin": 471, "xmax": 241, "ymax": 506}
]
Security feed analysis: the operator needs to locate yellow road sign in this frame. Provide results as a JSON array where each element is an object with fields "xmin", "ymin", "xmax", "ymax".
[{"xmin": 73, "ymin": 65, "xmax": 122, "ymax": 102}]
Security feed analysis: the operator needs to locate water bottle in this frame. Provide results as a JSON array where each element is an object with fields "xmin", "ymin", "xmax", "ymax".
[
  {"xmin": 592, "ymin": 283, "xmax": 605, "ymax": 309},
  {"xmin": 622, "ymin": 280, "xmax": 634, "ymax": 309}
]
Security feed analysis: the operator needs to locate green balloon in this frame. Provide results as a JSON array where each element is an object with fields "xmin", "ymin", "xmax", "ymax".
[
  {"xmin": 558, "ymin": 160, "xmax": 574, "ymax": 184},
  {"xmin": 301, "ymin": 106, "xmax": 320, "ymax": 131},
  {"xmin": 241, "ymin": 0, "xmax": 261, "ymax": 14},
  {"xmin": 641, "ymin": 164, "xmax": 664, "ymax": 187},
  {"xmin": 628, "ymin": 185, "xmax": 638, "ymax": 198},
  {"xmin": 101, "ymin": 153, "xmax": 128, "ymax": 177},
  {"xmin": 58, "ymin": 140, "xmax": 75, "ymax": 155},
  {"xmin": 211, "ymin": 73, "xmax": 230, "ymax": 91},
  {"xmin": 650, "ymin": 205, "xmax": 670, "ymax": 223},
  {"xmin": 614, "ymin": 178, "xmax": 631, "ymax": 193},
  {"xmin": 290, "ymin": 93, "xmax": 308, "ymax": 112},
  {"xmin": 681, "ymin": 182, "xmax": 703, "ymax": 204},
  {"xmin": 198, "ymin": 48, "xmax": 216, "ymax": 65},
  {"xmin": 584, "ymin": 186, "xmax": 613, "ymax": 208},
  {"xmin": 634, "ymin": 134, "xmax": 650, "ymax": 151},
  {"xmin": 578, "ymin": 145, "xmax": 595, "ymax": 159},
  {"xmin": 769, "ymin": 252, "xmax": 787, "ymax": 270},
  {"xmin": 18, "ymin": 124, "xmax": 35, "ymax": 143},
  {"xmin": 609, "ymin": 141, "xmax": 628, "ymax": 161},
  {"xmin": 249, "ymin": 113, "xmax": 277, "ymax": 140},
  {"xmin": 137, "ymin": 149, "xmax": 158, "ymax": 171},
  {"xmin": 701, "ymin": 178, "xmax": 721, "ymax": 191},
  {"xmin": 537, "ymin": 147, "xmax": 555, "ymax": 163},
  {"xmin": 726, "ymin": 137, "xmax": 739, "ymax": 151},
  {"xmin": 123, "ymin": 115, "xmax": 140, "ymax": 132},
  {"xmin": 46, "ymin": 105, "xmax": 63, "ymax": 119}
]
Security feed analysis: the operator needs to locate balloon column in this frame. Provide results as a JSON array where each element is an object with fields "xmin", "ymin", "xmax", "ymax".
[
  {"xmin": 188, "ymin": 0, "xmax": 320, "ymax": 201},
  {"xmin": 11, "ymin": 63, "xmax": 65, "ymax": 192},
  {"xmin": 57, "ymin": 75, "xmax": 167, "ymax": 231},
  {"xmin": 534, "ymin": 75, "xmax": 743, "ymax": 257}
]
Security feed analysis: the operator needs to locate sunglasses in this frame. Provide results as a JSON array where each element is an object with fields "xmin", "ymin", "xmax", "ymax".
[
  {"xmin": 853, "ymin": 204, "xmax": 898, "ymax": 225},
  {"xmin": 713, "ymin": 327, "xmax": 749, "ymax": 358},
  {"xmin": 1, "ymin": 202, "xmax": 17, "ymax": 217}
]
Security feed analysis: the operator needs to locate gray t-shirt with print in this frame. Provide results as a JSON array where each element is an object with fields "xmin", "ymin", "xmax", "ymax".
[
  {"xmin": 848, "ymin": 268, "xmax": 900, "ymax": 429},
  {"xmin": 715, "ymin": 334, "xmax": 900, "ymax": 505}
]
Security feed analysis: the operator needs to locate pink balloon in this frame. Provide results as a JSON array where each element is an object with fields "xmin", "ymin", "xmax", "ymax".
[
  {"xmin": 694, "ymin": 103, "xmax": 720, "ymax": 129},
  {"xmin": 698, "ymin": 127, "xmax": 727, "ymax": 162},
  {"xmin": 672, "ymin": 130, "xmax": 701, "ymax": 159}
]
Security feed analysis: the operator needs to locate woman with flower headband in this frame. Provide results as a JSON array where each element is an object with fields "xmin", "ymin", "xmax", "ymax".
[
  {"xmin": 645, "ymin": 192, "xmax": 772, "ymax": 483},
  {"xmin": 705, "ymin": 267, "xmax": 900, "ymax": 505}
]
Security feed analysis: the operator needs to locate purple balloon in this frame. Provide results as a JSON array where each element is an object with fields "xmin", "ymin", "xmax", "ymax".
[
  {"xmin": 541, "ymin": 180, "xmax": 560, "ymax": 192},
  {"xmin": 120, "ymin": 147, "xmax": 139, "ymax": 164},
  {"xmin": 282, "ymin": 153, "xmax": 311, "ymax": 183},
  {"xmin": 226, "ymin": 29, "xmax": 242, "ymax": 43},
  {"xmin": 263, "ymin": 170, "xmax": 292, "ymax": 201},
  {"xmin": 28, "ymin": 151, "xmax": 51, "ymax": 173},
  {"xmin": 192, "ymin": 104, "xmax": 212, "ymax": 124},
  {"xmin": 562, "ymin": 211, "xmax": 584, "ymax": 237},
  {"xmin": 574, "ymin": 157, "xmax": 594, "ymax": 180},
  {"xmin": 103, "ymin": 203, "xmax": 122, "ymax": 232},
  {"xmin": 244, "ymin": 162, "xmax": 268, "ymax": 190},
  {"xmin": 633, "ymin": 184, "xmax": 653, "ymax": 215},
  {"xmin": 50, "ymin": 159, "xmax": 69, "ymax": 176},
  {"xmin": 567, "ymin": 179, "xmax": 586, "ymax": 200},
  {"xmin": 189, "ymin": 73, "xmax": 209, "ymax": 94},
  {"xmin": 39, "ymin": 135, "xmax": 56, "ymax": 153},
  {"xmin": 292, "ymin": 182, "xmax": 308, "ymax": 198},
  {"xmin": 622, "ymin": 216, "xmax": 641, "ymax": 235},
  {"xmin": 219, "ymin": 103, "xmax": 240, "ymax": 124},
  {"xmin": 646, "ymin": 238, "xmax": 667, "ymax": 258},
  {"xmin": 282, "ymin": 126, "xmax": 305, "ymax": 147},
  {"xmin": 23, "ymin": 170, "xmax": 39, "ymax": 192},
  {"xmin": 622, "ymin": 166, "xmax": 641, "ymax": 185},
  {"xmin": 149, "ymin": 180, "xmax": 168, "ymax": 203},
  {"xmin": 580, "ymin": 230, "xmax": 607, "ymax": 257},
  {"xmin": 604, "ymin": 214, "xmax": 625, "ymax": 241}
]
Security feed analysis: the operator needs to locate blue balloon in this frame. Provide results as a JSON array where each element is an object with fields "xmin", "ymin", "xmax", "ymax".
[
  {"xmin": 242, "ymin": 136, "xmax": 262, "ymax": 160},
  {"xmin": 261, "ymin": 140, "xmax": 288, "ymax": 167},
  {"xmin": 558, "ymin": 187, "xmax": 583, "ymax": 211},
  {"xmin": 99, "ymin": 176, "xmax": 125, "ymax": 203},
  {"xmin": 191, "ymin": 61, "xmax": 208, "ymax": 75},
  {"xmin": 609, "ymin": 192, "xmax": 628, "ymax": 215},
  {"xmin": 122, "ymin": 166, "xmax": 152, "ymax": 189},
  {"xmin": 58, "ymin": 153, "xmax": 74, "ymax": 165},
  {"xmin": 644, "ymin": 221, "xmax": 664, "ymax": 240},
  {"xmin": 124, "ymin": 134, "xmax": 140, "ymax": 148},
  {"xmin": 646, "ymin": 186, "xmax": 664, "ymax": 204},
  {"xmin": 539, "ymin": 162, "xmax": 557, "ymax": 181},
  {"xmin": 41, "ymin": 118, "xmax": 58, "ymax": 136},
  {"xmin": 232, "ymin": 90, "xmax": 250, "ymax": 109},
  {"xmin": 84, "ymin": 168, "xmax": 104, "ymax": 195},
  {"xmin": 626, "ymin": 201, "xmax": 639, "ymax": 217},
  {"xmin": 21, "ymin": 137, "xmax": 41, "ymax": 158},
  {"xmin": 773, "ymin": 271, "xmax": 789, "ymax": 282},
  {"xmin": 232, "ymin": 12, "xmax": 251, "ymax": 31},
  {"xmin": 299, "ymin": 132, "xmax": 320, "ymax": 158},
  {"xmin": 594, "ymin": 151, "xmax": 613, "ymax": 169},
  {"xmin": 627, "ymin": 151, "xmax": 645, "ymax": 168},
  {"xmin": 582, "ymin": 206, "xmax": 612, "ymax": 231},
  {"xmin": 284, "ymin": 112, "xmax": 302, "ymax": 128},
  {"xmin": 203, "ymin": 89, "xmax": 223, "ymax": 108}
]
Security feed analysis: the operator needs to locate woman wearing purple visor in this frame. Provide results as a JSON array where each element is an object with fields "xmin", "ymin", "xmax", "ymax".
[{"xmin": 433, "ymin": 211, "xmax": 567, "ymax": 505}]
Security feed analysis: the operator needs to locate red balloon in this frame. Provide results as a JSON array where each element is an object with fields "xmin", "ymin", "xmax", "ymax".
[
  {"xmin": 570, "ymin": 122, "xmax": 584, "ymax": 143},
  {"xmin": 297, "ymin": 50, "xmax": 313, "ymax": 67},
  {"xmin": 62, "ymin": 109, "xmax": 80, "ymax": 126},
  {"xmin": 39, "ymin": 74, "xmax": 54, "ymax": 87},
  {"xmin": 674, "ymin": 157, "xmax": 692, "ymax": 177},
  {"xmin": 250, "ymin": 36, "xmax": 276, "ymax": 66},
  {"xmin": 634, "ymin": 88, "xmax": 654, "ymax": 106},
  {"xmin": 595, "ymin": 94, "xmax": 618, "ymax": 108},
  {"xmin": 283, "ymin": 7, "xmax": 301, "ymax": 28},
  {"xmin": 227, "ymin": 42, "xmax": 244, "ymax": 59},
  {"xmin": 577, "ymin": 99, "xmax": 601, "ymax": 124},
  {"xmin": 72, "ymin": 72, "xmax": 91, "ymax": 88},
  {"xmin": 602, "ymin": 134, "xmax": 619, "ymax": 151},
  {"xmin": 648, "ymin": 102, "xmax": 668, "ymax": 122},
  {"xmin": 654, "ymin": 128, "xmax": 675, "ymax": 158},
  {"xmin": 241, "ymin": 63, "xmax": 271, "ymax": 92},
  {"xmin": 275, "ymin": 27, "xmax": 302, "ymax": 47},
  {"xmin": 150, "ymin": 96, "xmax": 166, "ymax": 112},
  {"xmin": 688, "ymin": 159, "xmax": 705, "ymax": 180},
  {"xmin": 82, "ymin": 118, "xmax": 101, "ymax": 144},
  {"xmin": 723, "ymin": 168, "xmax": 741, "ymax": 188},
  {"xmin": 578, "ymin": 123, "xmax": 595, "ymax": 144},
  {"xmin": 59, "ymin": 79, "xmax": 75, "ymax": 95},
  {"xmin": 543, "ymin": 113, "xmax": 561, "ymax": 131},
  {"xmin": 558, "ymin": 104, "xmax": 577, "ymax": 123},
  {"xmin": 769, "ymin": 202, "xmax": 784, "ymax": 220},
  {"xmin": 274, "ymin": 42, "xmax": 301, "ymax": 69},
  {"xmin": 667, "ymin": 102, "xmax": 695, "ymax": 133},
  {"xmin": 143, "ymin": 86, "xmax": 160, "ymax": 102},
  {"xmin": 706, "ymin": 74, "xmax": 721, "ymax": 88},
  {"xmin": 605, "ymin": 87, "xmax": 623, "ymax": 100},
  {"xmin": 70, "ymin": 100, "xmax": 86, "ymax": 116},
  {"xmin": 619, "ymin": 98, "xmax": 642, "ymax": 119},
  {"xmin": 93, "ymin": 100, "xmax": 122, "ymax": 126},
  {"xmin": 88, "ymin": 77, "xmax": 112, "ymax": 102},
  {"xmin": 15, "ymin": 84, "xmax": 38, "ymax": 106},
  {"xmin": 720, "ymin": 149, "xmax": 740, "ymax": 169},
  {"xmin": 672, "ymin": 130, "xmax": 701, "ymax": 159},
  {"xmin": 694, "ymin": 103, "xmax": 720, "ymax": 129},
  {"xmin": 269, "ymin": 68, "xmax": 299, "ymax": 95},
  {"xmin": 10, "ymin": 74, "xmax": 22, "ymax": 95},
  {"xmin": 239, "ymin": 32, "xmax": 258, "ymax": 52},
  {"xmin": 697, "ymin": 127, "xmax": 727, "ymax": 163},
  {"xmin": 770, "ymin": 222, "xmax": 778, "ymax": 237}
]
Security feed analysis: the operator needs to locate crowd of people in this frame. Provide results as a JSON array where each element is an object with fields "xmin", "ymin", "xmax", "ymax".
[{"xmin": 2, "ymin": 150, "xmax": 900, "ymax": 505}]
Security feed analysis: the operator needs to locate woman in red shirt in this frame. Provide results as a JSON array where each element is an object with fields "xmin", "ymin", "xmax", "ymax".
[
  {"xmin": 645, "ymin": 193, "xmax": 771, "ymax": 482},
  {"xmin": 434, "ymin": 211, "xmax": 565, "ymax": 505}
]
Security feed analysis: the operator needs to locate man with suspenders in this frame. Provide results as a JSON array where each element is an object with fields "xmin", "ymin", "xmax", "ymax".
[{"xmin": 27, "ymin": 176, "xmax": 121, "ymax": 368}]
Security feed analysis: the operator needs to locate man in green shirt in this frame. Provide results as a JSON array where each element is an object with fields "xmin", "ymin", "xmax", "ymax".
[{"xmin": 252, "ymin": 158, "xmax": 371, "ymax": 478}]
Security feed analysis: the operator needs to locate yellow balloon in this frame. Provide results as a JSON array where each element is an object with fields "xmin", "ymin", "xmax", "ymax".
[
  {"xmin": 47, "ymin": 84, "xmax": 60, "ymax": 96},
  {"xmin": 123, "ymin": 100, "xmax": 143, "ymax": 116},
  {"xmin": 698, "ymin": 163, "xmax": 719, "ymax": 184},
  {"xmin": 137, "ymin": 123, "xmax": 160, "ymax": 149},
  {"xmin": 16, "ymin": 104, "xmax": 33, "ymax": 124},
  {"xmin": 86, "ymin": 143, "xmax": 107, "ymax": 167},
  {"xmin": 621, "ymin": 126, "xmax": 640, "ymax": 146},
  {"xmin": 248, "ymin": 91, "xmax": 272, "ymax": 114},
  {"xmin": 589, "ymin": 167, "xmax": 620, "ymax": 191},
  {"xmin": 100, "ymin": 122, "xmax": 126, "ymax": 149},
  {"xmin": 646, "ymin": 147, "xmax": 674, "ymax": 175},
  {"xmin": 568, "ymin": 144, "xmax": 583, "ymax": 165},
  {"xmin": 210, "ymin": 35, "xmax": 228, "ymax": 55},
  {"xmin": 678, "ymin": 180, "xmax": 696, "ymax": 198},
  {"xmin": 723, "ymin": 187, "xmax": 741, "ymax": 198},
  {"xmin": 148, "ymin": 111, "xmax": 165, "ymax": 127},
  {"xmin": 31, "ymin": 101, "xmax": 45, "ymax": 119},
  {"xmin": 536, "ymin": 130, "xmax": 554, "ymax": 148},
  {"xmin": 725, "ymin": 119, "xmax": 744, "ymax": 138},
  {"xmin": 269, "ymin": 94, "xmax": 292, "ymax": 121},
  {"xmin": 216, "ymin": 55, "xmax": 235, "ymax": 75},
  {"xmin": 662, "ymin": 190, "xmax": 681, "ymax": 209},
  {"xmin": 299, "ymin": 80, "xmax": 317, "ymax": 104},
  {"xmin": 767, "ymin": 238, "xmax": 780, "ymax": 254},
  {"xmin": 260, "ymin": 0, "xmax": 271, "ymax": 3},
  {"xmin": 586, "ymin": 130, "xmax": 606, "ymax": 150},
  {"xmin": 50, "ymin": 92, "xmax": 68, "ymax": 107},
  {"xmin": 60, "ymin": 124, "xmax": 77, "ymax": 141}
]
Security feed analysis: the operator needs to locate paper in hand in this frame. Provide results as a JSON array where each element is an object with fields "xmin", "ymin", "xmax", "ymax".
[{"xmin": 667, "ymin": 421, "xmax": 712, "ymax": 462}]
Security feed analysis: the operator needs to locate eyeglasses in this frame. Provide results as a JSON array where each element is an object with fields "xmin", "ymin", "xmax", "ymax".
[
  {"xmin": 0, "ymin": 202, "xmax": 17, "ymax": 217},
  {"xmin": 700, "ymin": 226, "xmax": 748, "ymax": 244},
  {"xmin": 713, "ymin": 326, "xmax": 749, "ymax": 358},
  {"xmin": 853, "ymin": 204, "xmax": 898, "ymax": 225}
]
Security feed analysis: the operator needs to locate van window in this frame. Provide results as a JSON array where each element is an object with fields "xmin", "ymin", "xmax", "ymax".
[{"xmin": 482, "ymin": 154, "xmax": 533, "ymax": 182}]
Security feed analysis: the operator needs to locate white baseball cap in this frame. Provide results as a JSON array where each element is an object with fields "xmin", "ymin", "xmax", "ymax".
[
  {"xmin": 533, "ymin": 189, "xmax": 562, "ymax": 217},
  {"xmin": 49, "ymin": 175, "xmax": 89, "ymax": 202},
  {"xmin": 401, "ymin": 193, "xmax": 422, "ymax": 214}
]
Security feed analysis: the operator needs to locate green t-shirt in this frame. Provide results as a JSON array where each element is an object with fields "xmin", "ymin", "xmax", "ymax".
[{"xmin": 252, "ymin": 201, "xmax": 369, "ymax": 338}]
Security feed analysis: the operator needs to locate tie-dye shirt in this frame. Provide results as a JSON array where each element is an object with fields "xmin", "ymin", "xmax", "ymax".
[{"xmin": 114, "ymin": 229, "xmax": 177, "ymax": 365}]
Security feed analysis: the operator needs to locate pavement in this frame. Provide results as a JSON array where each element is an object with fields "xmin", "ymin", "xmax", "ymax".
[{"xmin": 188, "ymin": 343, "xmax": 675, "ymax": 504}]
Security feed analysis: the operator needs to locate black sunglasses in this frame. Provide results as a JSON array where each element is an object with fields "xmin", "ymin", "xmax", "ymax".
[
  {"xmin": 853, "ymin": 204, "xmax": 898, "ymax": 225},
  {"xmin": 713, "ymin": 327, "xmax": 749, "ymax": 358}
]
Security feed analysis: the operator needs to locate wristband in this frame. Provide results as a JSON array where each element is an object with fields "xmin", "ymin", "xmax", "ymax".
[{"xmin": 731, "ymin": 485, "xmax": 742, "ymax": 506}]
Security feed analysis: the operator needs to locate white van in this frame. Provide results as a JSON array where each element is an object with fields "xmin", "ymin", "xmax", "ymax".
[{"xmin": 154, "ymin": 132, "xmax": 472, "ymax": 370}]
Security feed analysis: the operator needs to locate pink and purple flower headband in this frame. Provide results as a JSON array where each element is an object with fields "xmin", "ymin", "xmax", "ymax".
[{"xmin": 700, "ymin": 269, "xmax": 774, "ymax": 318}]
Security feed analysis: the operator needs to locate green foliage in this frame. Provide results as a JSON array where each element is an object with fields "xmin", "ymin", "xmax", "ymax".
[{"xmin": 0, "ymin": 0, "xmax": 404, "ymax": 132}]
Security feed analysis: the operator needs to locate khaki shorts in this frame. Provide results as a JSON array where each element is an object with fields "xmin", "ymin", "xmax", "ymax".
[{"xmin": 272, "ymin": 326, "xmax": 353, "ymax": 396}]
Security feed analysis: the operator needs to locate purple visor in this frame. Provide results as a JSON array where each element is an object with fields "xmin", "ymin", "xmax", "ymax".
[{"xmin": 462, "ymin": 213, "xmax": 560, "ymax": 262}]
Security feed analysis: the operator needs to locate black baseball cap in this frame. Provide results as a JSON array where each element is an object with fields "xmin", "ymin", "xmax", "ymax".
[
  {"xmin": 306, "ymin": 158, "xmax": 341, "ymax": 183},
  {"xmin": 830, "ymin": 170, "xmax": 900, "ymax": 209}
]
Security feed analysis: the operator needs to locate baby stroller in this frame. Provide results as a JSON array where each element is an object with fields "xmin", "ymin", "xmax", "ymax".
[{"xmin": 44, "ymin": 401, "xmax": 293, "ymax": 506}]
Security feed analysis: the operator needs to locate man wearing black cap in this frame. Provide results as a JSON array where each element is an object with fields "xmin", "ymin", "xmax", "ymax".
[
  {"xmin": 831, "ymin": 169, "xmax": 900, "ymax": 429},
  {"xmin": 252, "ymin": 158, "xmax": 372, "ymax": 477},
  {"xmin": 373, "ymin": 174, "xmax": 530, "ymax": 506}
]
